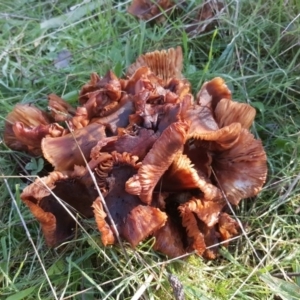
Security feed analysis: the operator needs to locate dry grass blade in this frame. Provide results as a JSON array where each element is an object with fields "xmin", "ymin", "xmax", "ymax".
[{"xmin": 130, "ymin": 273, "xmax": 154, "ymax": 300}]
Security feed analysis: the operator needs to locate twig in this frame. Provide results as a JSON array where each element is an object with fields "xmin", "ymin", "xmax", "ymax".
[{"xmin": 272, "ymin": 272, "xmax": 300, "ymax": 278}]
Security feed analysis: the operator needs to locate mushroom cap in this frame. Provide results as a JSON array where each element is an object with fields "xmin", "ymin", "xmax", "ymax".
[
  {"xmin": 100, "ymin": 128, "xmax": 160, "ymax": 161},
  {"xmin": 21, "ymin": 170, "xmax": 97, "ymax": 246},
  {"xmin": 127, "ymin": 0, "xmax": 175, "ymax": 23},
  {"xmin": 92, "ymin": 152, "xmax": 166, "ymax": 247},
  {"xmin": 153, "ymin": 218, "xmax": 186, "ymax": 258},
  {"xmin": 212, "ymin": 129, "xmax": 267, "ymax": 205},
  {"xmin": 178, "ymin": 203, "xmax": 207, "ymax": 255},
  {"xmin": 79, "ymin": 70, "xmax": 121, "ymax": 105},
  {"xmin": 92, "ymin": 198, "xmax": 116, "ymax": 246},
  {"xmin": 125, "ymin": 121, "xmax": 189, "ymax": 204},
  {"xmin": 48, "ymin": 93, "xmax": 76, "ymax": 122},
  {"xmin": 42, "ymin": 121, "xmax": 107, "ymax": 171},
  {"xmin": 218, "ymin": 213, "xmax": 239, "ymax": 246},
  {"xmin": 214, "ymin": 98, "xmax": 256, "ymax": 129},
  {"xmin": 161, "ymin": 153, "xmax": 222, "ymax": 201},
  {"xmin": 196, "ymin": 77, "xmax": 232, "ymax": 110},
  {"xmin": 4, "ymin": 104, "xmax": 66, "ymax": 155}
]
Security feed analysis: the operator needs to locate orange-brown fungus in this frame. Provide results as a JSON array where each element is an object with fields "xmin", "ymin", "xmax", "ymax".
[
  {"xmin": 4, "ymin": 46, "xmax": 267, "ymax": 259},
  {"xmin": 127, "ymin": 0, "xmax": 175, "ymax": 23}
]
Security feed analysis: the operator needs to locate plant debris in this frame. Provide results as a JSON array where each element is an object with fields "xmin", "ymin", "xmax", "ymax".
[
  {"xmin": 127, "ymin": 0, "xmax": 176, "ymax": 23},
  {"xmin": 3, "ymin": 46, "xmax": 267, "ymax": 259},
  {"xmin": 54, "ymin": 49, "xmax": 72, "ymax": 69},
  {"xmin": 127, "ymin": 0, "xmax": 225, "ymax": 36}
]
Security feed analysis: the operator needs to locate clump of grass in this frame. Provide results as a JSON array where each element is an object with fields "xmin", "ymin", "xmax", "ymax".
[{"xmin": 1, "ymin": 0, "xmax": 300, "ymax": 299}]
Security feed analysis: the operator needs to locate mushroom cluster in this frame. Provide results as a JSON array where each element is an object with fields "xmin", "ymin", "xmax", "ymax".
[{"xmin": 4, "ymin": 47, "xmax": 267, "ymax": 258}]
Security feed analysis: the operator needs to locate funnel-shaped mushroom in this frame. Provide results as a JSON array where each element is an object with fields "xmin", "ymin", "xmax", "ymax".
[
  {"xmin": 160, "ymin": 153, "xmax": 222, "ymax": 202},
  {"xmin": 212, "ymin": 129, "xmax": 267, "ymax": 205},
  {"xmin": 79, "ymin": 70, "xmax": 122, "ymax": 105},
  {"xmin": 196, "ymin": 77, "xmax": 232, "ymax": 110},
  {"xmin": 21, "ymin": 168, "xmax": 98, "ymax": 246},
  {"xmin": 3, "ymin": 47, "xmax": 268, "ymax": 260},
  {"xmin": 214, "ymin": 98, "xmax": 256, "ymax": 129},
  {"xmin": 92, "ymin": 152, "xmax": 167, "ymax": 247},
  {"xmin": 42, "ymin": 121, "xmax": 107, "ymax": 171}
]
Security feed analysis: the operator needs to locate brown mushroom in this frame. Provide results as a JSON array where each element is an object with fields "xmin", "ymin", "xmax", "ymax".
[
  {"xmin": 92, "ymin": 152, "xmax": 167, "ymax": 247},
  {"xmin": 212, "ymin": 129, "xmax": 267, "ymax": 205},
  {"xmin": 4, "ymin": 47, "xmax": 268, "ymax": 260},
  {"xmin": 153, "ymin": 218, "xmax": 186, "ymax": 257},
  {"xmin": 20, "ymin": 168, "xmax": 98, "ymax": 246},
  {"xmin": 41, "ymin": 121, "xmax": 107, "ymax": 171},
  {"xmin": 4, "ymin": 104, "xmax": 67, "ymax": 155},
  {"xmin": 48, "ymin": 93, "xmax": 76, "ymax": 122},
  {"xmin": 218, "ymin": 213, "xmax": 239, "ymax": 246},
  {"xmin": 128, "ymin": 0, "xmax": 176, "ymax": 24},
  {"xmin": 125, "ymin": 121, "xmax": 189, "ymax": 204},
  {"xmin": 127, "ymin": 46, "xmax": 183, "ymax": 82}
]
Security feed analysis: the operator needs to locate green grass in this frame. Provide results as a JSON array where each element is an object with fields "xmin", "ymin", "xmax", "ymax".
[{"xmin": 1, "ymin": 0, "xmax": 300, "ymax": 299}]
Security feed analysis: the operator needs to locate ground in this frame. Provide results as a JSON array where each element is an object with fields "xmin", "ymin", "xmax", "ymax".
[{"xmin": 0, "ymin": 0, "xmax": 300, "ymax": 299}]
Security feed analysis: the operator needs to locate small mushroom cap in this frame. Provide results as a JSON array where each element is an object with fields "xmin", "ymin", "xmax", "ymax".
[
  {"xmin": 179, "ymin": 197, "xmax": 225, "ymax": 228},
  {"xmin": 92, "ymin": 198, "xmax": 115, "ymax": 246},
  {"xmin": 100, "ymin": 128, "xmax": 160, "ymax": 160},
  {"xmin": 178, "ymin": 203, "xmax": 206, "ymax": 255},
  {"xmin": 218, "ymin": 213, "xmax": 239, "ymax": 246},
  {"xmin": 214, "ymin": 98, "xmax": 256, "ymax": 129},
  {"xmin": 127, "ymin": 0, "xmax": 175, "ymax": 23},
  {"xmin": 122, "ymin": 205, "xmax": 167, "ymax": 247},
  {"xmin": 5, "ymin": 103, "xmax": 52, "ymax": 127},
  {"xmin": 48, "ymin": 94, "xmax": 76, "ymax": 122},
  {"xmin": 196, "ymin": 77, "xmax": 232, "ymax": 110},
  {"xmin": 181, "ymin": 102, "xmax": 242, "ymax": 149},
  {"xmin": 79, "ymin": 71, "xmax": 121, "ymax": 105}
]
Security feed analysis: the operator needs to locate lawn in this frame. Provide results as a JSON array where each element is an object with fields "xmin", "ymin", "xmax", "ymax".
[{"xmin": 1, "ymin": 0, "xmax": 300, "ymax": 299}]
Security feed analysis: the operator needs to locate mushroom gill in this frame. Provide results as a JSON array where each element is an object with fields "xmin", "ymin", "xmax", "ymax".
[{"xmin": 127, "ymin": 46, "xmax": 183, "ymax": 82}]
